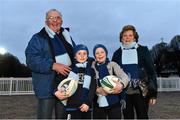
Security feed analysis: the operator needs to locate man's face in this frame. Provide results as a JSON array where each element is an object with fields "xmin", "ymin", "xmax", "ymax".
[
  {"xmin": 45, "ymin": 11, "xmax": 63, "ymax": 33},
  {"xmin": 75, "ymin": 50, "xmax": 88, "ymax": 63}
]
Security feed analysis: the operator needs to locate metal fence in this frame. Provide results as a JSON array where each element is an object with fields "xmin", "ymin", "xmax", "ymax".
[
  {"xmin": 157, "ymin": 76, "xmax": 180, "ymax": 91},
  {"xmin": 0, "ymin": 77, "xmax": 34, "ymax": 95},
  {"xmin": 0, "ymin": 77, "xmax": 180, "ymax": 95}
]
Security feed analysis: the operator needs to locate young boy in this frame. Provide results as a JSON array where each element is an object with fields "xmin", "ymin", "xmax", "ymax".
[
  {"xmin": 92, "ymin": 44, "xmax": 129, "ymax": 119},
  {"xmin": 55, "ymin": 44, "xmax": 96, "ymax": 119}
]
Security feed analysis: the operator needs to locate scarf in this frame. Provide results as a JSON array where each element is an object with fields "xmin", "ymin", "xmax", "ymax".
[
  {"xmin": 45, "ymin": 24, "xmax": 73, "ymax": 66},
  {"xmin": 121, "ymin": 42, "xmax": 140, "ymax": 88},
  {"xmin": 95, "ymin": 59, "xmax": 119, "ymax": 107},
  {"xmin": 95, "ymin": 58, "xmax": 110, "ymax": 86},
  {"xmin": 64, "ymin": 61, "xmax": 91, "ymax": 106}
]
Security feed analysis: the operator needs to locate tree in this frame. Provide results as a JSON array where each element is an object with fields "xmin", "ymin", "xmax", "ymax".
[
  {"xmin": 169, "ymin": 35, "xmax": 180, "ymax": 51},
  {"xmin": 150, "ymin": 35, "xmax": 180, "ymax": 77},
  {"xmin": 0, "ymin": 53, "xmax": 31, "ymax": 77}
]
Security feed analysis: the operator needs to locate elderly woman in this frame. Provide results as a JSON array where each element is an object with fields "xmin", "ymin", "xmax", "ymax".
[{"xmin": 112, "ymin": 25, "xmax": 157, "ymax": 119}]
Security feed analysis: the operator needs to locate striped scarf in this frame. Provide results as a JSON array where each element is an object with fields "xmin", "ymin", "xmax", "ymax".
[
  {"xmin": 64, "ymin": 61, "xmax": 91, "ymax": 106},
  {"xmin": 121, "ymin": 42, "xmax": 140, "ymax": 88},
  {"xmin": 45, "ymin": 24, "xmax": 74, "ymax": 66},
  {"xmin": 95, "ymin": 59, "xmax": 119, "ymax": 107}
]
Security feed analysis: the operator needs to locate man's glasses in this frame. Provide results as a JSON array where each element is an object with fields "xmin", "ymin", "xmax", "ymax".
[{"xmin": 47, "ymin": 16, "xmax": 61, "ymax": 22}]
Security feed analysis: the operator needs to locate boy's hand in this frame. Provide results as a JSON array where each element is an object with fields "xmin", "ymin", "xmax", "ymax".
[
  {"xmin": 55, "ymin": 90, "xmax": 69, "ymax": 100},
  {"xmin": 112, "ymin": 80, "xmax": 124, "ymax": 94},
  {"xmin": 79, "ymin": 104, "xmax": 89, "ymax": 112},
  {"xmin": 96, "ymin": 87, "xmax": 108, "ymax": 96}
]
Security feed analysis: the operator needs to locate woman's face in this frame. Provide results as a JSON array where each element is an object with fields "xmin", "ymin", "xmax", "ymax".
[
  {"xmin": 45, "ymin": 11, "xmax": 63, "ymax": 33},
  {"xmin": 121, "ymin": 30, "xmax": 135, "ymax": 45},
  {"xmin": 95, "ymin": 47, "xmax": 106, "ymax": 64}
]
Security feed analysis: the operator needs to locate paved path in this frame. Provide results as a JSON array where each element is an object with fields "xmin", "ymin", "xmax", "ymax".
[{"xmin": 0, "ymin": 92, "xmax": 180, "ymax": 119}]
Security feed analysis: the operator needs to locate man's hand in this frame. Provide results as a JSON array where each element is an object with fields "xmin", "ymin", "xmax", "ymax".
[
  {"xmin": 112, "ymin": 80, "xmax": 124, "ymax": 94},
  {"xmin": 79, "ymin": 104, "xmax": 89, "ymax": 112},
  {"xmin": 52, "ymin": 63, "xmax": 71, "ymax": 76},
  {"xmin": 55, "ymin": 90, "xmax": 69, "ymax": 100}
]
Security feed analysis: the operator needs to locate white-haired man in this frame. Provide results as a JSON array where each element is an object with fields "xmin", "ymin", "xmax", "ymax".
[{"xmin": 25, "ymin": 9, "xmax": 76, "ymax": 119}]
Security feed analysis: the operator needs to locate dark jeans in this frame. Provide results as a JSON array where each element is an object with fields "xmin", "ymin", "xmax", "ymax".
[
  {"xmin": 123, "ymin": 94, "xmax": 149, "ymax": 119},
  {"xmin": 37, "ymin": 98, "xmax": 55, "ymax": 119}
]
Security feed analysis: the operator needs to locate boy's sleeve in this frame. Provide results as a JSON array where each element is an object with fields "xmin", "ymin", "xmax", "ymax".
[
  {"xmin": 112, "ymin": 62, "xmax": 130, "ymax": 88},
  {"xmin": 87, "ymin": 69, "xmax": 96, "ymax": 106}
]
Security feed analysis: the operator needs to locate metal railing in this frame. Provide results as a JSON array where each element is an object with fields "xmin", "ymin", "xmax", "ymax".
[
  {"xmin": 157, "ymin": 76, "xmax": 180, "ymax": 91},
  {"xmin": 0, "ymin": 77, "xmax": 34, "ymax": 95},
  {"xmin": 0, "ymin": 77, "xmax": 180, "ymax": 95}
]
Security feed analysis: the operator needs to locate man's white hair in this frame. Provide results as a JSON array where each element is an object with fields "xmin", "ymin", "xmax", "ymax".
[{"xmin": 46, "ymin": 8, "xmax": 62, "ymax": 19}]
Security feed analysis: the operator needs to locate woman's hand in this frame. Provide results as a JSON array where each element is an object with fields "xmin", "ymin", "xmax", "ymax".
[
  {"xmin": 79, "ymin": 104, "xmax": 89, "ymax": 112},
  {"xmin": 149, "ymin": 98, "xmax": 157, "ymax": 105},
  {"xmin": 96, "ymin": 87, "xmax": 108, "ymax": 96}
]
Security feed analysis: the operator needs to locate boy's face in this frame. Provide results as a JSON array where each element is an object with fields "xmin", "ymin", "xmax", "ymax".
[
  {"xmin": 75, "ymin": 50, "xmax": 88, "ymax": 63},
  {"xmin": 95, "ymin": 47, "xmax": 106, "ymax": 64}
]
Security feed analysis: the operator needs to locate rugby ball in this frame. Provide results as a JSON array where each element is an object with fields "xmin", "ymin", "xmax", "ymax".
[
  {"xmin": 100, "ymin": 75, "xmax": 120, "ymax": 94},
  {"xmin": 58, "ymin": 77, "xmax": 78, "ymax": 97}
]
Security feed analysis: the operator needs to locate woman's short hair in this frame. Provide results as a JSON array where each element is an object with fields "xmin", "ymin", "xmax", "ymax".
[{"xmin": 119, "ymin": 25, "xmax": 139, "ymax": 42}]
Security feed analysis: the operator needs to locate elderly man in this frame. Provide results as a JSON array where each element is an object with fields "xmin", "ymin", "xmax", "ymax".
[{"xmin": 25, "ymin": 9, "xmax": 76, "ymax": 119}]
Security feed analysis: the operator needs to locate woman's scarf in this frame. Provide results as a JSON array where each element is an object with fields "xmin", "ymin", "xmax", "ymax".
[{"xmin": 121, "ymin": 42, "xmax": 140, "ymax": 88}]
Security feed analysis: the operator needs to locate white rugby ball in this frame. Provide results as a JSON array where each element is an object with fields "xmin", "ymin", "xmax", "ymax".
[
  {"xmin": 58, "ymin": 77, "xmax": 78, "ymax": 97},
  {"xmin": 100, "ymin": 75, "xmax": 120, "ymax": 94}
]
